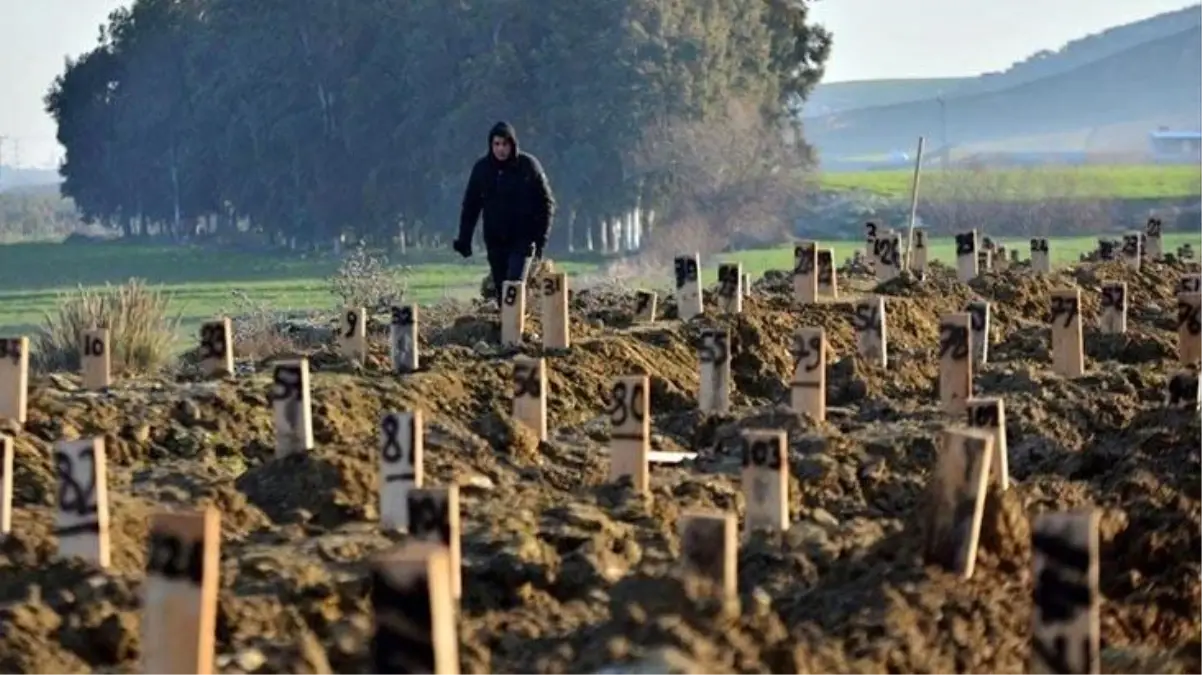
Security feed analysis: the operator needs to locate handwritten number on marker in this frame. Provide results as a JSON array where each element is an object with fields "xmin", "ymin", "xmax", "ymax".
[
  {"xmin": 635, "ymin": 292, "xmax": 651, "ymax": 314},
  {"xmin": 1030, "ymin": 238, "xmax": 1049, "ymax": 253},
  {"xmin": 674, "ymin": 257, "xmax": 698, "ymax": 289},
  {"xmin": 794, "ymin": 334, "xmax": 822, "ymax": 372},
  {"xmin": 852, "ymin": 302, "xmax": 881, "ymax": 335},
  {"xmin": 794, "ymin": 246, "xmax": 815, "ymax": 275},
  {"xmin": 742, "ymin": 438, "xmax": 782, "ymax": 470},
  {"xmin": 968, "ymin": 402, "xmax": 1000, "ymax": 427},
  {"xmin": 407, "ymin": 494, "xmax": 450, "ymax": 544},
  {"xmin": 1100, "ymin": 286, "xmax": 1124, "ymax": 309},
  {"xmin": 56, "ymin": 448, "xmax": 97, "ymax": 517},
  {"xmin": 344, "ymin": 310, "xmax": 358, "ymax": 338},
  {"xmin": 968, "ymin": 304, "xmax": 987, "ymax": 332},
  {"xmin": 83, "ymin": 335, "xmax": 105, "ymax": 357},
  {"xmin": 199, "ymin": 323, "xmax": 226, "ymax": 359},
  {"xmin": 699, "ymin": 331, "xmax": 729, "ymax": 365},
  {"xmin": 1122, "ymin": 235, "xmax": 1139, "ymax": 257},
  {"xmin": 955, "ymin": 233, "xmax": 975, "ymax": 256},
  {"xmin": 1177, "ymin": 300, "xmax": 1201, "ymax": 335},
  {"xmin": 606, "ymin": 381, "xmax": 645, "ymax": 427},
  {"xmin": 514, "ymin": 362, "xmax": 542, "ymax": 398},
  {"xmin": 146, "ymin": 531, "xmax": 204, "ymax": 584},
  {"xmin": 1050, "ymin": 296, "xmax": 1079, "ymax": 329},
  {"xmin": 939, "ymin": 322, "xmax": 969, "ymax": 360},
  {"xmin": 0, "ymin": 338, "xmax": 22, "ymax": 362},
  {"xmin": 390, "ymin": 306, "xmax": 413, "ymax": 326},
  {"xmin": 502, "ymin": 284, "xmax": 519, "ymax": 306},
  {"xmin": 542, "ymin": 276, "xmax": 559, "ymax": 296},
  {"xmin": 865, "ymin": 222, "xmax": 878, "ymax": 239},
  {"xmin": 381, "ymin": 414, "xmax": 405, "ymax": 463}
]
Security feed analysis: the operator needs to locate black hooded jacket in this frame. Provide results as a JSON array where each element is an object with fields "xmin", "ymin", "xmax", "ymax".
[{"xmin": 458, "ymin": 122, "xmax": 556, "ymax": 252}]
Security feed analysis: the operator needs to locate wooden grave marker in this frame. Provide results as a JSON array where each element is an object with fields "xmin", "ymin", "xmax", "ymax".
[
  {"xmin": 540, "ymin": 272, "xmax": 570, "ymax": 349},
  {"xmin": 141, "ymin": 507, "xmax": 221, "ymax": 675},
  {"xmin": 269, "ymin": 358, "xmax": 314, "ymax": 457},
  {"xmin": 500, "ymin": 281, "xmax": 526, "ymax": 347},
  {"xmin": 740, "ymin": 430, "xmax": 789, "ymax": 539},
  {"xmin": 1030, "ymin": 509, "xmax": 1100, "ymax": 675},
  {"xmin": 792, "ymin": 241, "xmax": 818, "ymax": 304},
  {"xmin": 852, "ymin": 295, "xmax": 888, "ymax": 367},
  {"xmin": 1166, "ymin": 369, "xmax": 1200, "ymax": 408},
  {"xmin": 923, "ymin": 427, "xmax": 993, "ymax": 579},
  {"xmin": 370, "ymin": 542, "xmax": 460, "ymax": 675},
  {"xmin": 716, "ymin": 262, "xmax": 743, "ymax": 314},
  {"xmin": 81, "ymin": 328, "xmax": 112, "ymax": 390},
  {"xmin": 380, "ymin": 411, "xmax": 423, "ymax": 531},
  {"xmin": 54, "ymin": 437, "xmax": 110, "ymax": 567},
  {"xmin": 678, "ymin": 510, "xmax": 737, "ymax": 598},
  {"xmin": 1030, "ymin": 237, "xmax": 1051, "ymax": 273},
  {"xmin": 955, "ymin": 230, "xmax": 979, "ymax": 282},
  {"xmin": 1177, "ymin": 291, "xmax": 1201, "ymax": 366},
  {"xmin": 1098, "ymin": 282, "xmax": 1127, "ymax": 334},
  {"xmin": 339, "ymin": 307, "xmax": 368, "ymax": 363},
  {"xmin": 1121, "ymin": 231, "xmax": 1141, "ymax": 270},
  {"xmin": 512, "ymin": 356, "xmax": 548, "ymax": 441},
  {"xmin": 911, "ymin": 229, "xmax": 929, "ymax": 278},
  {"xmin": 1049, "ymin": 289, "xmax": 1085, "ymax": 377},
  {"xmin": 698, "ymin": 327, "xmax": 731, "ymax": 414},
  {"xmin": 390, "ymin": 305, "xmax": 419, "ymax": 373},
  {"xmin": 633, "ymin": 291, "xmax": 657, "ymax": 323},
  {"xmin": 966, "ymin": 300, "xmax": 991, "ymax": 366},
  {"xmin": 673, "ymin": 254, "xmax": 702, "ymax": 321},
  {"xmin": 1, "ymin": 435, "xmax": 11, "ymax": 536},
  {"xmin": 0, "ymin": 336, "xmax": 28, "ymax": 423},
  {"xmin": 608, "ymin": 375, "xmax": 650, "ymax": 493},
  {"xmin": 817, "ymin": 248, "xmax": 838, "ymax": 298},
  {"xmin": 864, "ymin": 221, "xmax": 879, "ymax": 271},
  {"xmin": 198, "ymin": 318, "xmax": 234, "ymax": 378},
  {"xmin": 1178, "ymin": 273, "xmax": 1201, "ymax": 295},
  {"xmin": 976, "ymin": 249, "xmax": 992, "ymax": 274},
  {"xmin": 966, "ymin": 397, "xmax": 1009, "ymax": 490},
  {"xmin": 741, "ymin": 272, "xmax": 751, "ymax": 298},
  {"xmin": 874, "ymin": 232, "xmax": 902, "ymax": 283},
  {"xmin": 790, "ymin": 327, "xmax": 825, "ymax": 422},
  {"xmin": 408, "ymin": 485, "xmax": 462, "ymax": 601},
  {"xmin": 994, "ymin": 245, "xmax": 1010, "ymax": 272},
  {"xmin": 938, "ymin": 313, "xmax": 973, "ymax": 414},
  {"xmin": 1145, "ymin": 217, "xmax": 1163, "ymax": 260}
]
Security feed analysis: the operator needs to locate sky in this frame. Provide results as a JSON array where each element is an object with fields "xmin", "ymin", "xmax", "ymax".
[{"xmin": 0, "ymin": 0, "xmax": 1197, "ymax": 169}]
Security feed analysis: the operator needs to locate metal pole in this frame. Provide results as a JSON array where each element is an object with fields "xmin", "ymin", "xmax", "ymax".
[{"xmin": 904, "ymin": 136, "xmax": 925, "ymax": 272}]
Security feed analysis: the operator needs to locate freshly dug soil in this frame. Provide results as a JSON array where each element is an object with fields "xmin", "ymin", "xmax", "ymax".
[{"xmin": 1, "ymin": 258, "xmax": 1199, "ymax": 674}]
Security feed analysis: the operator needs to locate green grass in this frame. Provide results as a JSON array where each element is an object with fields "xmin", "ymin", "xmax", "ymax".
[{"xmin": 819, "ymin": 164, "xmax": 1202, "ymax": 201}]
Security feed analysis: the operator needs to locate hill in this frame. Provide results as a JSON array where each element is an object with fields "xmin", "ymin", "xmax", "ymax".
[{"xmin": 0, "ymin": 165, "xmax": 61, "ymax": 193}]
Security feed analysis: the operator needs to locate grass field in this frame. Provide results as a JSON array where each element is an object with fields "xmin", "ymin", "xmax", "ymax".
[{"xmin": 818, "ymin": 164, "xmax": 1202, "ymax": 200}]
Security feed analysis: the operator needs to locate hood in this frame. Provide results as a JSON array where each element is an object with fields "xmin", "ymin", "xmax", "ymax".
[{"xmin": 488, "ymin": 121, "xmax": 519, "ymax": 163}]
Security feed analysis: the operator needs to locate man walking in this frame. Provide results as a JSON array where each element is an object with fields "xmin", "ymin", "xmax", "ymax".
[{"xmin": 452, "ymin": 121, "xmax": 556, "ymax": 304}]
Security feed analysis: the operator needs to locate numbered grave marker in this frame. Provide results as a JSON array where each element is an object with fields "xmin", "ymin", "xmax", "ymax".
[
  {"xmin": 1030, "ymin": 509, "xmax": 1100, "ymax": 675},
  {"xmin": 1096, "ymin": 239, "xmax": 1116, "ymax": 261},
  {"xmin": 370, "ymin": 542, "xmax": 460, "ymax": 675},
  {"xmin": 540, "ymin": 272, "xmax": 570, "ymax": 349},
  {"xmin": 408, "ymin": 486, "xmax": 462, "ymax": 601},
  {"xmin": 198, "ymin": 318, "xmax": 234, "ymax": 377},
  {"xmin": 976, "ymin": 249, "xmax": 992, "ymax": 274},
  {"xmin": 339, "ymin": 307, "xmax": 368, "ymax": 363},
  {"xmin": 790, "ymin": 327, "xmax": 825, "ymax": 422},
  {"xmin": 1098, "ymin": 282, "xmax": 1127, "ymax": 334},
  {"xmin": 1, "ymin": 435, "xmax": 11, "ymax": 536},
  {"xmin": 852, "ymin": 296, "xmax": 888, "ymax": 367},
  {"xmin": 607, "ymin": 375, "xmax": 650, "ymax": 494},
  {"xmin": 1121, "ymin": 231, "xmax": 1141, "ymax": 270},
  {"xmin": 0, "ymin": 336, "xmax": 28, "ymax": 423},
  {"xmin": 994, "ymin": 245, "xmax": 1009, "ymax": 272},
  {"xmin": 911, "ymin": 230, "xmax": 929, "ymax": 278},
  {"xmin": 955, "ymin": 230, "xmax": 978, "ymax": 282},
  {"xmin": 741, "ymin": 272, "xmax": 751, "ymax": 299},
  {"xmin": 1177, "ymin": 291, "xmax": 1202, "ymax": 366},
  {"xmin": 1145, "ymin": 217, "xmax": 1163, "ymax": 260},
  {"xmin": 1178, "ymin": 273, "xmax": 1202, "ymax": 295},
  {"xmin": 1166, "ymin": 369, "xmax": 1200, "ymax": 408},
  {"xmin": 864, "ymin": 221, "xmax": 879, "ymax": 271},
  {"xmin": 875, "ymin": 232, "xmax": 902, "ymax": 283},
  {"xmin": 792, "ymin": 241, "xmax": 818, "ymax": 304},
  {"xmin": 678, "ymin": 510, "xmax": 737, "ymax": 598},
  {"xmin": 673, "ymin": 254, "xmax": 703, "ymax": 321},
  {"xmin": 390, "ymin": 305, "xmax": 419, "ymax": 373},
  {"xmin": 938, "ymin": 313, "xmax": 973, "ymax": 414},
  {"xmin": 269, "ymin": 358, "xmax": 314, "ymax": 457},
  {"xmin": 740, "ymin": 430, "xmax": 789, "ymax": 539},
  {"xmin": 817, "ymin": 248, "xmax": 839, "ymax": 298},
  {"xmin": 81, "ymin": 328, "xmax": 111, "ymax": 390},
  {"xmin": 141, "ymin": 507, "xmax": 221, "ymax": 675},
  {"xmin": 500, "ymin": 281, "xmax": 526, "ymax": 347},
  {"xmin": 1049, "ymin": 289, "xmax": 1085, "ymax": 377},
  {"xmin": 698, "ymin": 328, "xmax": 731, "ymax": 414},
  {"xmin": 512, "ymin": 357, "xmax": 548, "ymax": 441},
  {"xmin": 923, "ymin": 427, "xmax": 993, "ymax": 579},
  {"xmin": 1010, "ymin": 249, "xmax": 1020, "ymax": 264},
  {"xmin": 966, "ymin": 397, "xmax": 1010, "ymax": 490},
  {"xmin": 716, "ymin": 262, "xmax": 743, "ymax": 314},
  {"xmin": 54, "ymin": 437, "xmax": 110, "ymax": 567},
  {"xmin": 633, "ymin": 291, "xmax": 657, "ymax": 323},
  {"xmin": 966, "ymin": 301, "xmax": 991, "ymax": 366},
  {"xmin": 380, "ymin": 411, "xmax": 423, "ymax": 531},
  {"xmin": 1030, "ymin": 237, "xmax": 1051, "ymax": 273}
]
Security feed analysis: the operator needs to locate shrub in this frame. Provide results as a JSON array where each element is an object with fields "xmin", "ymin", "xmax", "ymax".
[
  {"xmin": 327, "ymin": 241, "xmax": 410, "ymax": 313},
  {"xmin": 218, "ymin": 289, "xmax": 326, "ymax": 361},
  {"xmin": 35, "ymin": 278, "xmax": 180, "ymax": 374}
]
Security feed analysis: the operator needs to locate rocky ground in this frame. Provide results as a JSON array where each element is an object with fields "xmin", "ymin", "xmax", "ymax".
[{"xmin": 0, "ymin": 257, "xmax": 1199, "ymax": 674}]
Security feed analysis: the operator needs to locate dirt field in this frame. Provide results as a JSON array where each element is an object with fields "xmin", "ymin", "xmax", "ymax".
[{"xmin": 1, "ymin": 256, "xmax": 1199, "ymax": 674}]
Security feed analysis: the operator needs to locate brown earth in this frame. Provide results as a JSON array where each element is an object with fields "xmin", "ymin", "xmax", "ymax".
[{"xmin": 1, "ymin": 257, "xmax": 1200, "ymax": 673}]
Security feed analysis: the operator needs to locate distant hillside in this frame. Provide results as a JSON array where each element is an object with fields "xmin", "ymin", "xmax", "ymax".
[
  {"xmin": 0, "ymin": 166, "xmax": 61, "ymax": 193},
  {"xmin": 806, "ymin": 4, "xmax": 1202, "ymax": 117},
  {"xmin": 806, "ymin": 25, "xmax": 1202, "ymax": 160}
]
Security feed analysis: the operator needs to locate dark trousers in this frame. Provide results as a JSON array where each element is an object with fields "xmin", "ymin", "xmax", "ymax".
[{"xmin": 487, "ymin": 245, "xmax": 533, "ymax": 304}]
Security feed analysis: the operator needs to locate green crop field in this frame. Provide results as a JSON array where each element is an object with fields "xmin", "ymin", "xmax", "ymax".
[{"xmin": 818, "ymin": 164, "xmax": 1202, "ymax": 201}]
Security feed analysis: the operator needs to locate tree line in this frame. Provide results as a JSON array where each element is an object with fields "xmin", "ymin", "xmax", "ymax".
[{"xmin": 46, "ymin": 0, "xmax": 831, "ymax": 254}]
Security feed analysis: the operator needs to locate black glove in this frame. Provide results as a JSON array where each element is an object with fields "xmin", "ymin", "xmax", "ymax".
[{"xmin": 452, "ymin": 238, "xmax": 472, "ymax": 258}]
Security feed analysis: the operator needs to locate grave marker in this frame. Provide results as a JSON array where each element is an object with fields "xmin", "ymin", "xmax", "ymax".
[
  {"xmin": 269, "ymin": 358, "xmax": 314, "ymax": 457},
  {"xmin": 1030, "ymin": 509, "xmax": 1100, "ymax": 675},
  {"xmin": 673, "ymin": 254, "xmax": 702, "ymax": 321},
  {"xmin": 792, "ymin": 241, "xmax": 818, "ymax": 304},
  {"xmin": 0, "ymin": 435, "xmax": 10, "ymax": 536},
  {"xmin": 698, "ymin": 328, "xmax": 731, "ymax": 414},
  {"xmin": 1144, "ymin": 217, "xmax": 1163, "ymax": 260},
  {"xmin": 911, "ymin": 229, "xmax": 929, "ymax": 278},
  {"xmin": 500, "ymin": 281, "xmax": 526, "ymax": 347},
  {"xmin": 1166, "ymin": 369, "xmax": 1200, "ymax": 407},
  {"xmin": 852, "ymin": 296, "xmax": 888, "ymax": 367},
  {"xmin": 1121, "ymin": 232, "xmax": 1141, "ymax": 270},
  {"xmin": 81, "ymin": 328, "xmax": 112, "ymax": 390},
  {"xmin": 1177, "ymin": 291, "xmax": 1201, "ymax": 366},
  {"xmin": 817, "ymin": 248, "xmax": 839, "ymax": 298},
  {"xmin": 339, "ymin": 307, "xmax": 367, "ymax": 363},
  {"xmin": 1049, "ymin": 289, "xmax": 1085, "ymax": 377},
  {"xmin": 141, "ymin": 507, "xmax": 221, "ymax": 675},
  {"xmin": 955, "ymin": 230, "xmax": 978, "ymax": 282},
  {"xmin": 633, "ymin": 291, "xmax": 657, "ymax": 323},
  {"xmin": 875, "ymin": 232, "xmax": 902, "ymax": 283},
  {"xmin": 678, "ymin": 511, "xmax": 737, "ymax": 598},
  {"xmin": 54, "ymin": 437, "xmax": 110, "ymax": 567},
  {"xmin": 994, "ymin": 245, "xmax": 1009, "ymax": 271},
  {"xmin": 976, "ymin": 249, "xmax": 992, "ymax": 274},
  {"xmin": 790, "ymin": 327, "xmax": 825, "ymax": 422},
  {"xmin": 716, "ymin": 262, "xmax": 743, "ymax": 314},
  {"xmin": 540, "ymin": 272, "xmax": 570, "ymax": 349},
  {"xmin": 1178, "ymin": 273, "xmax": 1201, "ymax": 295},
  {"xmin": 966, "ymin": 397, "xmax": 1009, "ymax": 490},
  {"xmin": 1098, "ymin": 282, "xmax": 1127, "ymax": 334},
  {"xmin": 966, "ymin": 300, "xmax": 991, "ymax": 366},
  {"xmin": 923, "ymin": 427, "xmax": 993, "ymax": 579},
  {"xmin": 864, "ymin": 221, "xmax": 879, "ymax": 271},
  {"xmin": 742, "ymin": 273, "xmax": 751, "ymax": 298},
  {"xmin": 740, "ymin": 430, "xmax": 789, "ymax": 539},
  {"xmin": 1031, "ymin": 237, "xmax": 1051, "ymax": 273},
  {"xmin": 370, "ymin": 542, "xmax": 460, "ymax": 675},
  {"xmin": 198, "ymin": 318, "xmax": 234, "ymax": 377},
  {"xmin": 607, "ymin": 375, "xmax": 650, "ymax": 493},
  {"xmin": 1096, "ymin": 239, "xmax": 1116, "ymax": 261},
  {"xmin": 0, "ymin": 336, "xmax": 29, "ymax": 423},
  {"xmin": 390, "ymin": 305, "xmax": 419, "ymax": 373},
  {"xmin": 512, "ymin": 357, "xmax": 548, "ymax": 441},
  {"xmin": 408, "ymin": 486, "xmax": 462, "ymax": 601},
  {"xmin": 379, "ymin": 411, "xmax": 423, "ymax": 531},
  {"xmin": 939, "ymin": 313, "xmax": 973, "ymax": 414}
]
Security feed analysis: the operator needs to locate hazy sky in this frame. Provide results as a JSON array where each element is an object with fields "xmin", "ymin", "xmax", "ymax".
[{"xmin": 0, "ymin": 0, "xmax": 1196, "ymax": 168}]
